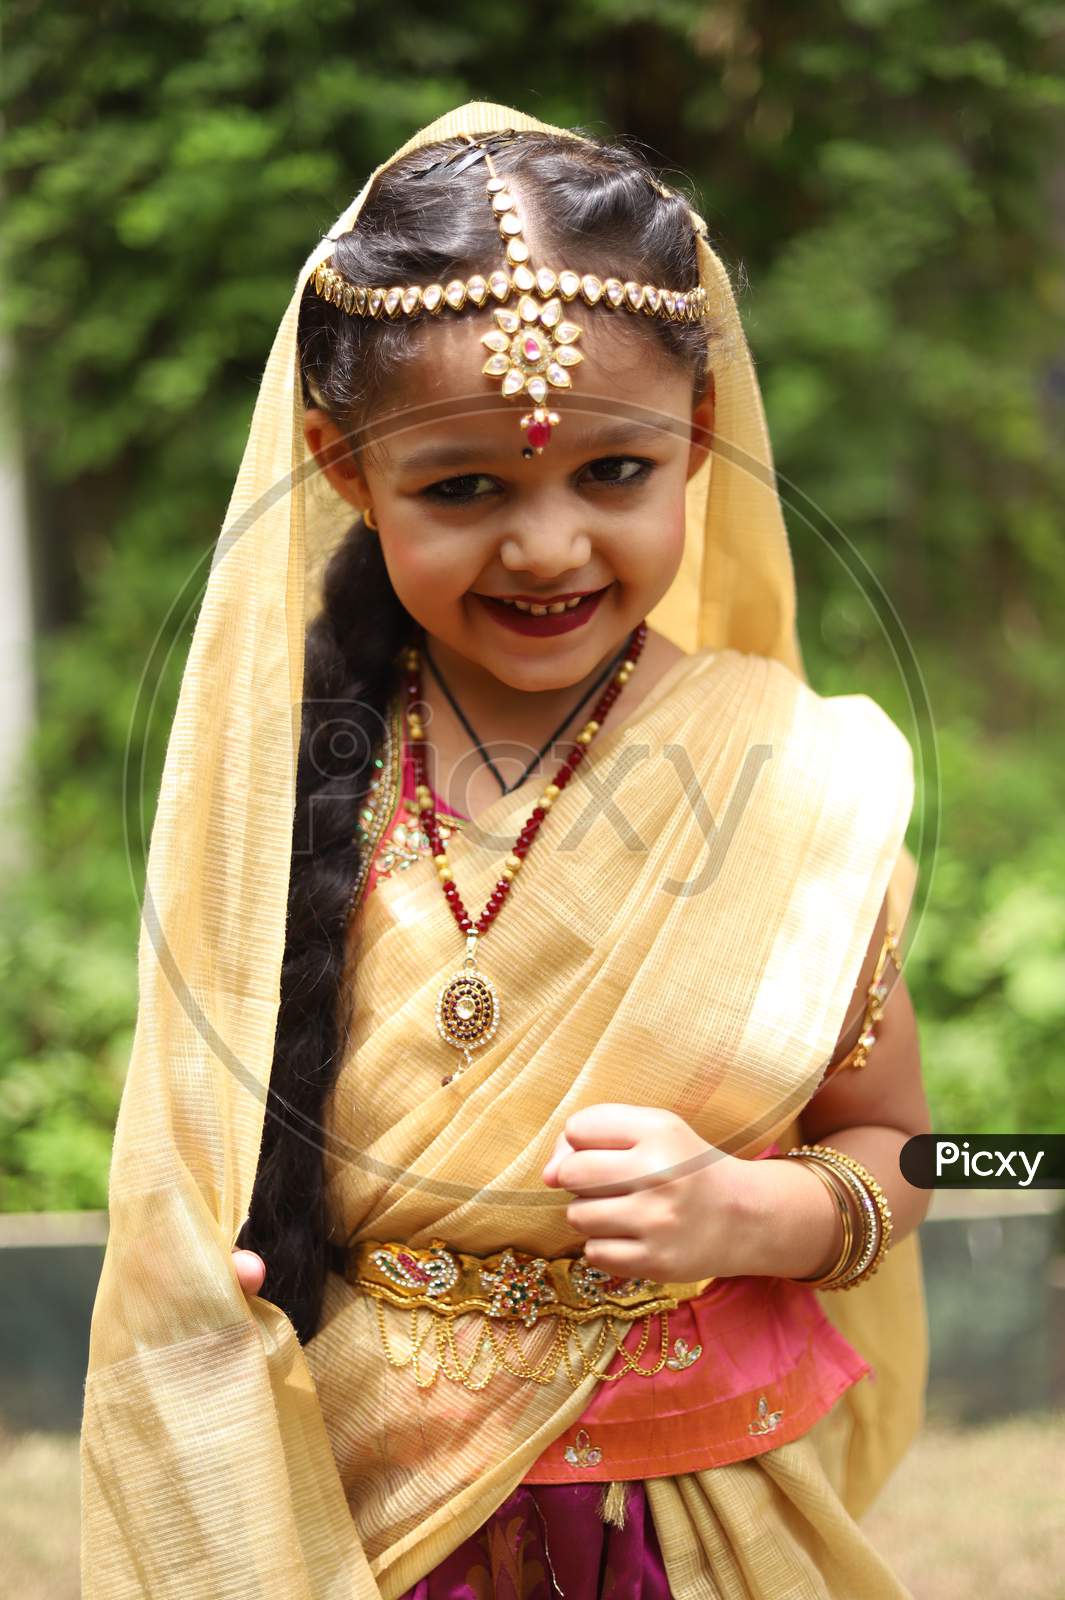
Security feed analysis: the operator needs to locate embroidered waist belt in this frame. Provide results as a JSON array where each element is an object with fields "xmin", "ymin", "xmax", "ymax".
[{"xmin": 343, "ymin": 1237, "xmax": 715, "ymax": 1392}]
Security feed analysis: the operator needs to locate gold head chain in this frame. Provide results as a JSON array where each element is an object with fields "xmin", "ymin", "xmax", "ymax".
[{"xmin": 309, "ymin": 133, "xmax": 708, "ymax": 455}]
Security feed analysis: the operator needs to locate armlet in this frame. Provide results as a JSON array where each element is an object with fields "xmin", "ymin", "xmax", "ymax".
[{"xmin": 819, "ymin": 924, "xmax": 902, "ymax": 1086}]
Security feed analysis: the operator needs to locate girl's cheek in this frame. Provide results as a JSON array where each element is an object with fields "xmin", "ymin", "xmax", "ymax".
[
  {"xmin": 614, "ymin": 504, "xmax": 685, "ymax": 586},
  {"xmin": 377, "ymin": 546, "xmax": 434, "ymax": 616},
  {"xmin": 666, "ymin": 509, "xmax": 686, "ymax": 563},
  {"xmin": 647, "ymin": 502, "xmax": 687, "ymax": 577},
  {"xmin": 381, "ymin": 520, "xmax": 439, "ymax": 581},
  {"xmin": 383, "ymin": 530, "xmax": 481, "ymax": 608}
]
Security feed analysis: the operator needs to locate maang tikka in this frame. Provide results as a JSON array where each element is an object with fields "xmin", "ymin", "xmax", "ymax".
[{"xmin": 310, "ymin": 133, "xmax": 708, "ymax": 455}]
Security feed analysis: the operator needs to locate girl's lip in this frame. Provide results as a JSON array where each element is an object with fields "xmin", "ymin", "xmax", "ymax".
[{"xmin": 471, "ymin": 585, "xmax": 611, "ymax": 637}]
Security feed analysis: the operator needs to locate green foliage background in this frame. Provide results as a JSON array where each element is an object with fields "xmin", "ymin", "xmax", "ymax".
[{"xmin": 2, "ymin": 0, "xmax": 1063, "ymax": 1208}]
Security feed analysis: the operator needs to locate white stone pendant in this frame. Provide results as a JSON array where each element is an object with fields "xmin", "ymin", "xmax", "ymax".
[{"xmin": 436, "ymin": 932, "xmax": 500, "ymax": 1085}]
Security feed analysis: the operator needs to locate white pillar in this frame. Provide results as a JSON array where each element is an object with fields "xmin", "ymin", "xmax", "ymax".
[{"xmin": 0, "ymin": 333, "xmax": 36, "ymax": 867}]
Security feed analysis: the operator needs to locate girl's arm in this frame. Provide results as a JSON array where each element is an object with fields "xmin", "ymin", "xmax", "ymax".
[{"xmin": 740, "ymin": 894, "xmax": 934, "ymax": 1281}]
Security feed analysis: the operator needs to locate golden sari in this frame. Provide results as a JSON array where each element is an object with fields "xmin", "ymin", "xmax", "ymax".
[{"xmin": 80, "ymin": 101, "xmax": 925, "ymax": 1599}]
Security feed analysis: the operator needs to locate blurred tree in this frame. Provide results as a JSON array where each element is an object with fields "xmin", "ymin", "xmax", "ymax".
[{"xmin": 1, "ymin": 0, "xmax": 1063, "ymax": 1207}]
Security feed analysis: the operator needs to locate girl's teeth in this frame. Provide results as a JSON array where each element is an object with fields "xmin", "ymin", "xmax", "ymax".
[{"xmin": 501, "ymin": 594, "xmax": 590, "ymax": 612}]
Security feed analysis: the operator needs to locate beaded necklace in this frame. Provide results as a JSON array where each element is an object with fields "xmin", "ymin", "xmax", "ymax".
[{"xmin": 404, "ymin": 623, "xmax": 648, "ymax": 1085}]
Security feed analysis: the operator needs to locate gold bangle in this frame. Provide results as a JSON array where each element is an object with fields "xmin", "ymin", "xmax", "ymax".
[
  {"xmin": 785, "ymin": 1156, "xmax": 857, "ymax": 1285},
  {"xmin": 789, "ymin": 1148, "xmax": 883, "ymax": 1289},
  {"xmin": 811, "ymin": 1145, "xmax": 893, "ymax": 1287},
  {"xmin": 787, "ymin": 1145, "xmax": 893, "ymax": 1289},
  {"xmin": 786, "ymin": 1153, "xmax": 874, "ymax": 1289},
  {"xmin": 818, "ymin": 1160, "xmax": 884, "ymax": 1288}
]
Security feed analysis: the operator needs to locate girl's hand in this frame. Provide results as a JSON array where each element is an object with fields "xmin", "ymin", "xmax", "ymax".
[
  {"xmin": 542, "ymin": 1103, "xmax": 761, "ymax": 1284},
  {"xmin": 232, "ymin": 1249, "xmax": 266, "ymax": 1296}
]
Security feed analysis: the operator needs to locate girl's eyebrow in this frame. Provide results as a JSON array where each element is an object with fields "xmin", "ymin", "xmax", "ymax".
[{"xmin": 392, "ymin": 421, "xmax": 659, "ymax": 475}]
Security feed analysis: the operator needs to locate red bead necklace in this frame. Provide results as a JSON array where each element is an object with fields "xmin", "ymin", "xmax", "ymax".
[{"xmin": 403, "ymin": 622, "xmax": 648, "ymax": 1085}]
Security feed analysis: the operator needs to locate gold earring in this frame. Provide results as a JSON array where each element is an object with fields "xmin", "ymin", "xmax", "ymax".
[{"xmin": 363, "ymin": 505, "xmax": 378, "ymax": 530}]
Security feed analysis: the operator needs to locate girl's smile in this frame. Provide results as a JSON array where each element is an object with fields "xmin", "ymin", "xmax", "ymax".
[{"xmin": 469, "ymin": 582, "xmax": 613, "ymax": 635}]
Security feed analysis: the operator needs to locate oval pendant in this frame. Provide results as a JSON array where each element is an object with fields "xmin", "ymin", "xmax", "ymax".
[{"xmin": 436, "ymin": 933, "xmax": 500, "ymax": 1084}]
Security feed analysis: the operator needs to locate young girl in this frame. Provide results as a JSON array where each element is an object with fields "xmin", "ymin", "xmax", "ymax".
[{"xmin": 81, "ymin": 102, "xmax": 931, "ymax": 1600}]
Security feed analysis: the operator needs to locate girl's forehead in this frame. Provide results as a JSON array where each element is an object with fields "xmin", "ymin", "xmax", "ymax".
[
  {"xmin": 365, "ymin": 312, "xmax": 695, "ymax": 464},
  {"xmin": 376, "ymin": 411, "xmax": 685, "ymax": 477}
]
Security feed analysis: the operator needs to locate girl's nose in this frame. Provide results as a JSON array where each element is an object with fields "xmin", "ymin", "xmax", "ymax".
[{"xmin": 498, "ymin": 519, "xmax": 593, "ymax": 578}]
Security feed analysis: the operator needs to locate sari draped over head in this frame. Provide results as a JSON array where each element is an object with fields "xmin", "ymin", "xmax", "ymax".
[{"xmin": 80, "ymin": 100, "xmax": 925, "ymax": 1599}]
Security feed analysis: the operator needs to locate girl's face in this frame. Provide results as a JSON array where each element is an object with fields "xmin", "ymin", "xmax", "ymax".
[{"xmin": 305, "ymin": 312, "xmax": 714, "ymax": 695}]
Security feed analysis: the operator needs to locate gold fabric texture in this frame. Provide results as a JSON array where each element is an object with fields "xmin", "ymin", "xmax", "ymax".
[{"xmin": 80, "ymin": 99, "xmax": 925, "ymax": 1599}]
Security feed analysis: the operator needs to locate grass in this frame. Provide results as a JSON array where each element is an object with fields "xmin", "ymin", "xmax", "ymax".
[
  {"xmin": 863, "ymin": 1413, "xmax": 1065, "ymax": 1600},
  {"xmin": 0, "ymin": 1424, "xmax": 81, "ymax": 1600},
  {"xmin": 2, "ymin": 1413, "xmax": 1062, "ymax": 1596}
]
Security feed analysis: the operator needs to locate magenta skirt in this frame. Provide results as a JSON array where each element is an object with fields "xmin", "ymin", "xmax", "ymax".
[{"xmin": 396, "ymin": 1481, "xmax": 672, "ymax": 1598}]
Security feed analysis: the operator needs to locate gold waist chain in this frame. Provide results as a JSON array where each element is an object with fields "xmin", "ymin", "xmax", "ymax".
[{"xmin": 344, "ymin": 1237, "xmax": 714, "ymax": 1392}]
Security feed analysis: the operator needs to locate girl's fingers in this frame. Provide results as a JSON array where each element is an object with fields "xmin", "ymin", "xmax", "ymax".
[
  {"xmin": 542, "ymin": 1132, "xmax": 575, "ymax": 1186},
  {"xmin": 232, "ymin": 1248, "xmax": 266, "ymax": 1295},
  {"xmin": 544, "ymin": 1106, "xmax": 653, "ymax": 1186},
  {"xmin": 565, "ymin": 1195, "xmax": 644, "ymax": 1237},
  {"xmin": 552, "ymin": 1146, "xmax": 649, "ymax": 1195},
  {"xmin": 578, "ymin": 1239, "xmax": 653, "ymax": 1278},
  {"xmin": 561, "ymin": 1104, "xmax": 647, "ymax": 1152}
]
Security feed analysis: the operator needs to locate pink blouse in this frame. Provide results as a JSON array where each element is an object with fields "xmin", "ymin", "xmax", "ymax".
[{"xmin": 354, "ymin": 743, "xmax": 870, "ymax": 1482}]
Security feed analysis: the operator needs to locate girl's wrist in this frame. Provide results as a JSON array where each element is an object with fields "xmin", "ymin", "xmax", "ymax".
[{"xmin": 732, "ymin": 1154, "xmax": 845, "ymax": 1280}]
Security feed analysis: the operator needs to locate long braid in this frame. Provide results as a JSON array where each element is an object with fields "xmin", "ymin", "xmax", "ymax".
[{"xmin": 236, "ymin": 522, "xmax": 412, "ymax": 1343}]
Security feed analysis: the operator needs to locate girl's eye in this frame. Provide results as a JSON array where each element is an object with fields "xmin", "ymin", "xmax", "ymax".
[
  {"xmin": 421, "ymin": 473, "xmax": 498, "ymax": 502},
  {"xmin": 420, "ymin": 456, "xmax": 654, "ymax": 503},
  {"xmin": 583, "ymin": 456, "xmax": 654, "ymax": 487}
]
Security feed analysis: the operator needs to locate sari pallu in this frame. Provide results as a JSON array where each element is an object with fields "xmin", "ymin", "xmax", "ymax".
[{"xmin": 303, "ymin": 643, "xmax": 921, "ymax": 1597}]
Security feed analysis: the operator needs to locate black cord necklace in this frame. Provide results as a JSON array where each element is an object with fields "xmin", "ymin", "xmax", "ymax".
[{"xmin": 422, "ymin": 636, "xmax": 631, "ymax": 797}]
